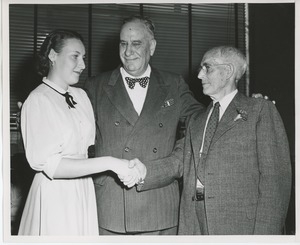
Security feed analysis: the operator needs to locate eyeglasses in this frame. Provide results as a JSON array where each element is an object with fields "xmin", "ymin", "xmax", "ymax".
[{"xmin": 199, "ymin": 63, "xmax": 230, "ymax": 75}]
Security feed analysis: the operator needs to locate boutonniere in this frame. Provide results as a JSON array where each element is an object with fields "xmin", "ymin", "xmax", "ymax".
[{"xmin": 234, "ymin": 109, "xmax": 248, "ymax": 121}]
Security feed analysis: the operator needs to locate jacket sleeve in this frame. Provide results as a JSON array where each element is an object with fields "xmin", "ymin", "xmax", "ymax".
[
  {"xmin": 137, "ymin": 75, "xmax": 202, "ymax": 192},
  {"xmin": 137, "ymin": 136, "xmax": 185, "ymax": 191},
  {"xmin": 254, "ymin": 100, "xmax": 292, "ymax": 234},
  {"xmin": 178, "ymin": 75, "xmax": 206, "ymax": 118}
]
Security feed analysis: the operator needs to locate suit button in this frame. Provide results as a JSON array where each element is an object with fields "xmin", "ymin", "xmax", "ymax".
[
  {"xmin": 159, "ymin": 123, "xmax": 163, "ymax": 128},
  {"xmin": 124, "ymin": 147, "xmax": 130, "ymax": 152},
  {"xmin": 114, "ymin": 121, "xmax": 120, "ymax": 126},
  {"xmin": 153, "ymin": 148, "xmax": 157, "ymax": 153}
]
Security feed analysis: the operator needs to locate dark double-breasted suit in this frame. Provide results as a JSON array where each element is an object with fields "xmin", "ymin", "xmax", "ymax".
[
  {"xmin": 141, "ymin": 92, "xmax": 292, "ymax": 235},
  {"xmin": 84, "ymin": 66, "xmax": 202, "ymax": 233}
]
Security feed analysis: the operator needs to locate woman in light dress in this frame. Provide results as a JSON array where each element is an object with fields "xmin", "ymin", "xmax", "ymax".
[{"xmin": 18, "ymin": 30, "xmax": 139, "ymax": 236}]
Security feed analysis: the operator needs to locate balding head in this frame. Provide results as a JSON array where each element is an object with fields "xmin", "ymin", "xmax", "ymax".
[{"xmin": 204, "ymin": 46, "xmax": 247, "ymax": 81}]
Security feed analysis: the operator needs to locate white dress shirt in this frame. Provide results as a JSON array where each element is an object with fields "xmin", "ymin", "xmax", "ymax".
[
  {"xmin": 120, "ymin": 65, "xmax": 151, "ymax": 115},
  {"xmin": 197, "ymin": 89, "xmax": 238, "ymax": 187}
]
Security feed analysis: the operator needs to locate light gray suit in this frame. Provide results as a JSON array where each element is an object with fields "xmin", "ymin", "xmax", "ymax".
[
  {"xmin": 84, "ymin": 66, "xmax": 203, "ymax": 233},
  {"xmin": 140, "ymin": 92, "xmax": 292, "ymax": 235}
]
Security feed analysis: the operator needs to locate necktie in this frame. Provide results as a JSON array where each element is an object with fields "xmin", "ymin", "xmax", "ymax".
[
  {"xmin": 201, "ymin": 102, "xmax": 220, "ymax": 154},
  {"xmin": 43, "ymin": 82, "xmax": 77, "ymax": 109},
  {"xmin": 125, "ymin": 77, "xmax": 149, "ymax": 89},
  {"xmin": 197, "ymin": 102, "xmax": 220, "ymax": 183}
]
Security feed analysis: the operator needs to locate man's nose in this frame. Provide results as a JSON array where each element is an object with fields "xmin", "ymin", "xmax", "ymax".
[
  {"xmin": 198, "ymin": 69, "xmax": 205, "ymax": 79},
  {"xmin": 125, "ymin": 45, "xmax": 133, "ymax": 56}
]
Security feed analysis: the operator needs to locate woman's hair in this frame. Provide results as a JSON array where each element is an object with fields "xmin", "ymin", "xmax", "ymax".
[{"xmin": 37, "ymin": 29, "xmax": 84, "ymax": 76}]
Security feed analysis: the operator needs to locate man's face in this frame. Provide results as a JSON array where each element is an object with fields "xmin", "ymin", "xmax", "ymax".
[
  {"xmin": 119, "ymin": 21, "xmax": 156, "ymax": 77},
  {"xmin": 197, "ymin": 53, "xmax": 232, "ymax": 100}
]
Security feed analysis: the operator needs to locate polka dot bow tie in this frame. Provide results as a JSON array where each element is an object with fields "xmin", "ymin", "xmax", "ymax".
[{"xmin": 125, "ymin": 76, "xmax": 150, "ymax": 89}]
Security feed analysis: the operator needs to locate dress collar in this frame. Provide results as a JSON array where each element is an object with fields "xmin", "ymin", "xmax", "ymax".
[{"xmin": 42, "ymin": 77, "xmax": 70, "ymax": 93}]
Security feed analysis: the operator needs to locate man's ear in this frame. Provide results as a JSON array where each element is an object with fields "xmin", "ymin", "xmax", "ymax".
[
  {"xmin": 48, "ymin": 49, "xmax": 57, "ymax": 62},
  {"xmin": 150, "ymin": 39, "xmax": 156, "ymax": 56},
  {"xmin": 226, "ymin": 63, "xmax": 235, "ymax": 80}
]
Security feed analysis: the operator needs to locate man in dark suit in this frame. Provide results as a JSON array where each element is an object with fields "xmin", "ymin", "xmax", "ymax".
[
  {"xmin": 84, "ymin": 15, "xmax": 203, "ymax": 235},
  {"xmin": 138, "ymin": 46, "xmax": 292, "ymax": 235}
]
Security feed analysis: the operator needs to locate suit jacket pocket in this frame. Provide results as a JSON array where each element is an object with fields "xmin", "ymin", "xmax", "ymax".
[
  {"xmin": 245, "ymin": 202, "xmax": 258, "ymax": 220},
  {"xmin": 93, "ymin": 173, "xmax": 109, "ymax": 186}
]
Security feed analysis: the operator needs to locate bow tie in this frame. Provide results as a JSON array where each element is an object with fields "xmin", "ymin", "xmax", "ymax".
[
  {"xmin": 43, "ymin": 82, "xmax": 77, "ymax": 109},
  {"xmin": 125, "ymin": 76, "xmax": 149, "ymax": 89}
]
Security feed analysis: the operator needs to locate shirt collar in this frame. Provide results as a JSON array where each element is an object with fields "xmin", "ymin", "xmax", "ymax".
[
  {"xmin": 120, "ymin": 65, "xmax": 151, "ymax": 79},
  {"xmin": 213, "ymin": 89, "xmax": 238, "ymax": 111}
]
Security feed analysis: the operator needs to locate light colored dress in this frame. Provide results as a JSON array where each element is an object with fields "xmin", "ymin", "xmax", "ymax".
[{"xmin": 18, "ymin": 78, "xmax": 98, "ymax": 235}]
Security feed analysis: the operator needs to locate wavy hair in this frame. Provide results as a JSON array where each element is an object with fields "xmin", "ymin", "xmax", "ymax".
[{"xmin": 37, "ymin": 29, "xmax": 84, "ymax": 76}]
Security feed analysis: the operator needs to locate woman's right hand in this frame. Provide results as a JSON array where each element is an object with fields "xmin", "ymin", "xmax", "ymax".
[
  {"xmin": 109, "ymin": 158, "xmax": 140, "ymax": 188},
  {"xmin": 119, "ymin": 158, "xmax": 147, "ymax": 188}
]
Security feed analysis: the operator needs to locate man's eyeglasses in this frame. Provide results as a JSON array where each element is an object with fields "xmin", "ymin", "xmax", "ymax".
[{"xmin": 199, "ymin": 63, "xmax": 230, "ymax": 75}]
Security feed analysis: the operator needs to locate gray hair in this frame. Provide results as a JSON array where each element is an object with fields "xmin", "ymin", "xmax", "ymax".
[
  {"xmin": 206, "ymin": 46, "xmax": 247, "ymax": 80},
  {"xmin": 122, "ymin": 15, "xmax": 155, "ymax": 39}
]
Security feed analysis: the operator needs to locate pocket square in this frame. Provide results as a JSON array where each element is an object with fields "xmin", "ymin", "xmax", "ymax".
[{"xmin": 162, "ymin": 99, "xmax": 174, "ymax": 108}]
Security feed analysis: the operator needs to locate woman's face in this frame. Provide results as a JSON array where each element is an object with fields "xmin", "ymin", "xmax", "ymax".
[{"xmin": 49, "ymin": 38, "xmax": 86, "ymax": 90}]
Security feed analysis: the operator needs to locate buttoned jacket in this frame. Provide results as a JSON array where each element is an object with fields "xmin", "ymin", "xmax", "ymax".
[{"xmin": 84, "ymin": 66, "xmax": 203, "ymax": 232}]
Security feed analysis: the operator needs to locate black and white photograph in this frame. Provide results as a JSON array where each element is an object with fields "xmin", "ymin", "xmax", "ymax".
[{"xmin": 1, "ymin": 0, "xmax": 298, "ymax": 243}]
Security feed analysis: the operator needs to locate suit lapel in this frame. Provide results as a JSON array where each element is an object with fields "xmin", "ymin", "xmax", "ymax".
[
  {"xmin": 211, "ymin": 92, "xmax": 247, "ymax": 146},
  {"xmin": 140, "ymin": 69, "xmax": 169, "ymax": 121},
  {"xmin": 128, "ymin": 68, "xmax": 169, "ymax": 136},
  {"xmin": 189, "ymin": 104, "xmax": 212, "ymax": 166},
  {"xmin": 104, "ymin": 68, "xmax": 139, "ymax": 126}
]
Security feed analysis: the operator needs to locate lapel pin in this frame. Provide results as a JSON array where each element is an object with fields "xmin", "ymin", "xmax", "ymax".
[{"xmin": 162, "ymin": 98, "xmax": 174, "ymax": 108}]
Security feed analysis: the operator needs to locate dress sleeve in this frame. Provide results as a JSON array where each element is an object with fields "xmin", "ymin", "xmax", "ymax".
[{"xmin": 21, "ymin": 93, "xmax": 64, "ymax": 180}]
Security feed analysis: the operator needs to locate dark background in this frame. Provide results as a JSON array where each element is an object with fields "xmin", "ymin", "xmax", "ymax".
[{"xmin": 248, "ymin": 3, "xmax": 295, "ymax": 234}]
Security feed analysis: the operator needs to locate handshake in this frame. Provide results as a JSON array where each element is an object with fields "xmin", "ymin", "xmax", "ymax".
[{"xmin": 115, "ymin": 158, "xmax": 147, "ymax": 188}]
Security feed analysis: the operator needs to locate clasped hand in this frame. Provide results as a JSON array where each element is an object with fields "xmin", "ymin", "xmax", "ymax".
[{"xmin": 118, "ymin": 158, "xmax": 147, "ymax": 188}]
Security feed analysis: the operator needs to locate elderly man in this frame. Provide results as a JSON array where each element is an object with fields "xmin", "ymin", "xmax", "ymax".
[
  {"xmin": 84, "ymin": 15, "xmax": 203, "ymax": 235},
  {"xmin": 139, "ymin": 46, "xmax": 292, "ymax": 235}
]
